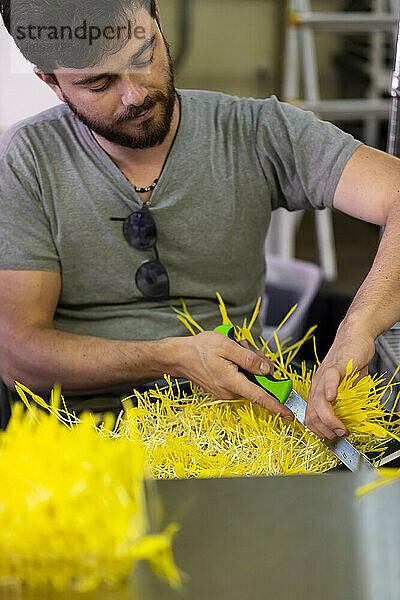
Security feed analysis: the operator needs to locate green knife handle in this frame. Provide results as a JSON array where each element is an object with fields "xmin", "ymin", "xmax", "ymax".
[{"xmin": 214, "ymin": 325, "xmax": 293, "ymax": 404}]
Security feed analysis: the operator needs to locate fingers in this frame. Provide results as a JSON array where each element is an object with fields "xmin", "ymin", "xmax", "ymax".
[
  {"xmin": 189, "ymin": 332, "xmax": 289, "ymax": 421},
  {"xmin": 230, "ymin": 340, "xmax": 289, "ymax": 419},
  {"xmin": 305, "ymin": 406, "xmax": 345, "ymax": 440},
  {"xmin": 311, "ymin": 406, "xmax": 348, "ymax": 439},
  {"xmin": 239, "ymin": 339, "xmax": 275, "ymax": 374},
  {"xmin": 324, "ymin": 367, "xmax": 341, "ymax": 403},
  {"xmin": 228, "ymin": 339, "xmax": 272, "ymax": 376},
  {"xmin": 255, "ymin": 350, "xmax": 274, "ymax": 374},
  {"xmin": 306, "ymin": 367, "xmax": 349, "ymax": 439},
  {"xmin": 232, "ymin": 371, "xmax": 294, "ymax": 422}
]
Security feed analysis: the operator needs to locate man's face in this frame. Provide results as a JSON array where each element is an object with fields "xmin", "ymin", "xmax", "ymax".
[{"xmin": 52, "ymin": 9, "xmax": 176, "ymax": 149}]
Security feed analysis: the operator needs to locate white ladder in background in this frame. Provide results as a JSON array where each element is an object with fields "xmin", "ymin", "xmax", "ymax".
[{"xmin": 266, "ymin": 0, "xmax": 399, "ymax": 282}]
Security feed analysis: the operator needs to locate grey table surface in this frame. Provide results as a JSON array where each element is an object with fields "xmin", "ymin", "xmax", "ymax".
[{"xmin": 10, "ymin": 472, "xmax": 400, "ymax": 600}]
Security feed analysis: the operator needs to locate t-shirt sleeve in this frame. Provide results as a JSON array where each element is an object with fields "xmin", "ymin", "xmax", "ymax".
[
  {"xmin": 0, "ymin": 135, "xmax": 61, "ymax": 272},
  {"xmin": 255, "ymin": 96, "xmax": 363, "ymax": 211}
]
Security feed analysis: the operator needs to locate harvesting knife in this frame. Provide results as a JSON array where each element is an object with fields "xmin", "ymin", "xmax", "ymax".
[{"xmin": 214, "ymin": 325, "xmax": 375, "ymax": 473}]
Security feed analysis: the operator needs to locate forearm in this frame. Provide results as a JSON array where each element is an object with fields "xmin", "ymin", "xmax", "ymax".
[
  {"xmin": 340, "ymin": 201, "xmax": 400, "ymax": 339},
  {"xmin": 305, "ymin": 208, "xmax": 400, "ymax": 439},
  {"xmin": 2, "ymin": 326, "xmax": 181, "ymax": 395}
]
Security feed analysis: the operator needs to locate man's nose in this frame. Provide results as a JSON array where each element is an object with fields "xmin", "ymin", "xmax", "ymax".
[{"xmin": 119, "ymin": 76, "xmax": 148, "ymax": 108}]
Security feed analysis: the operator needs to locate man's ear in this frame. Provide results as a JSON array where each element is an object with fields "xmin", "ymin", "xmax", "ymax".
[{"xmin": 33, "ymin": 67, "xmax": 66, "ymax": 103}]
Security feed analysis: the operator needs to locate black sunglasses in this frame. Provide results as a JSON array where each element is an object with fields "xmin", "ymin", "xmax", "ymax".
[{"xmin": 111, "ymin": 208, "xmax": 169, "ymax": 298}]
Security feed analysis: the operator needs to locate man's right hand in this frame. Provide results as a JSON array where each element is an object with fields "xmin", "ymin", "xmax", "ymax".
[{"xmin": 172, "ymin": 331, "xmax": 294, "ymax": 421}]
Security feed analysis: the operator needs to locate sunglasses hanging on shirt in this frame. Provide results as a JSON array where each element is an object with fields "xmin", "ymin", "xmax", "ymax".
[{"xmin": 111, "ymin": 207, "xmax": 170, "ymax": 299}]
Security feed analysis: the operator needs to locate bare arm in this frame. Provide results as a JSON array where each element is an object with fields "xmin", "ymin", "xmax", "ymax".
[
  {"xmin": 305, "ymin": 145, "xmax": 400, "ymax": 439},
  {"xmin": 332, "ymin": 145, "xmax": 400, "ymax": 336},
  {"xmin": 0, "ymin": 270, "xmax": 294, "ymax": 419},
  {"xmin": 0, "ymin": 270, "xmax": 173, "ymax": 395}
]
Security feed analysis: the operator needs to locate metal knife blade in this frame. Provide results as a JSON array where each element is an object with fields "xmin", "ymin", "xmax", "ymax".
[{"xmin": 284, "ymin": 390, "xmax": 375, "ymax": 472}]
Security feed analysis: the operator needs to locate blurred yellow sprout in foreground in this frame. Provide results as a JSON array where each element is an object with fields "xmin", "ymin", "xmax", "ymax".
[{"xmin": 0, "ymin": 387, "xmax": 180, "ymax": 594}]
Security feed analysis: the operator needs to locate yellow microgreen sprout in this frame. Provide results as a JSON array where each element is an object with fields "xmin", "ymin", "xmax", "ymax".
[{"xmin": 0, "ymin": 389, "xmax": 181, "ymax": 594}]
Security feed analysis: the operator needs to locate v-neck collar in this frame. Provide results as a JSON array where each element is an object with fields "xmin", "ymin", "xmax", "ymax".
[{"xmin": 76, "ymin": 90, "xmax": 185, "ymax": 208}]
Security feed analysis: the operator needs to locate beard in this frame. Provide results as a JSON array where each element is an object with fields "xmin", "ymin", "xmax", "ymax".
[{"xmin": 62, "ymin": 38, "xmax": 177, "ymax": 150}]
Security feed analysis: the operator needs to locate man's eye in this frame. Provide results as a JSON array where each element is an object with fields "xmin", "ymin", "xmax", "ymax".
[
  {"xmin": 90, "ymin": 79, "xmax": 112, "ymax": 93},
  {"xmin": 88, "ymin": 52, "xmax": 155, "ymax": 92}
]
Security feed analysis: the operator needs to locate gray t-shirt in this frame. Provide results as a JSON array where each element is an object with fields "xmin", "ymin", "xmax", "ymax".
[{"xmin": 0, "ymin": 89, "xmax": 361, "ymax": 341}]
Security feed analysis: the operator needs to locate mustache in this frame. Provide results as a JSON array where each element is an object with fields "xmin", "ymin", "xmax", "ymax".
[{"xmin": 116, "ymin": 94, "xmax": 164, "ymax": 123}]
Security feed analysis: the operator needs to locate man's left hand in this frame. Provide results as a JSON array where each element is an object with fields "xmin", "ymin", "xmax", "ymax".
[{"xmin": 305, "ymin": 320, "xmax": 376, "ymax": 439}]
